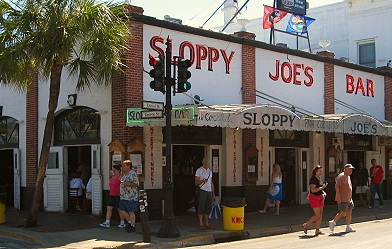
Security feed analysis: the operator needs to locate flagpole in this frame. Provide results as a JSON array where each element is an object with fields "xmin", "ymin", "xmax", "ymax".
[{"xmin": 306, "ymin": 31, "xmax": 312, "ymax": 53}]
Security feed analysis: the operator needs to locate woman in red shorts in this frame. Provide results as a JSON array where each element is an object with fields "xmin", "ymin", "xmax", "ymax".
[{"xmin": 302, "ymin": 165, "xmax": 328, "ymax": 235}]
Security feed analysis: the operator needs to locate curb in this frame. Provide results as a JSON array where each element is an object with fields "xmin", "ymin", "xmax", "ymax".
[{"xmin": 0, "ymin": 227, "xmax": 43, "ymax": 245}]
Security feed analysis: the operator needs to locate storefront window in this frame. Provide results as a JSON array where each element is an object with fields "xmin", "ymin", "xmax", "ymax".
[
  {"xmin": 0, "ymin": 116, "xmax": 18, "ymax": 148},
  {"xmin": 54, "ymin": 107, "xmax": 100, "ymax": 145}
]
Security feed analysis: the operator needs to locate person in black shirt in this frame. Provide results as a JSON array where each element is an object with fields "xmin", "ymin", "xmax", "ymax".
[
  {"xmin": 354, "ymin": 162, "xmax": 369, "ymax": 206},
  {"xmin": 302, "ymin": 165, "xmax": 328, "ymax": 235}
]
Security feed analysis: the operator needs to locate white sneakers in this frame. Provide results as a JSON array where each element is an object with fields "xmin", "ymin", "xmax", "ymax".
[
  {"xmin": 328, "ymin": 220, "xmax": 336, "ymax": 232},
  {"xmin": 345, "ymin": 226, "xmax": 356, "ymax": 233},
  {"xmin": 329, "ymin": 220, "xmax": 356, "ymax": 233},
  {"xmin": 99, "ymin": 221, "xmax": 110, "ymax": 228},
  {"xmin": 100, "ymin": 221, "xmax": 127, "ymax": 228}
]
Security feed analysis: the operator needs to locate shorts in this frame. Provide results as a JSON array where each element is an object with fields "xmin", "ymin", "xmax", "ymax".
[
  {"xmin": 119, "ymin": 199, "xmax": 138, "ymax": 212},
  {"xmin": 356, "ymin": 185, "xmax": 367, "ymax": 194},
  {"xmin": 107, "ymin": 195, "xmax": 120, "ymax": 208},
  {"xmin": 338, "ymin": 201, "xmax": 354, "ymax": 212},
  {"xmin": 309, "ymin": 194, "xmax": 324, "ymax": 208},
  {"xmin": 198, "ymin": 190, "xmax": 213, "ymax": 215}
]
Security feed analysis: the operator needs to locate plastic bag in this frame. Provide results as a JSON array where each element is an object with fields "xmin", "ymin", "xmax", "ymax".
[{"xmin": 209, "ymin": 203, "xmax": 221, "ymax": 219}]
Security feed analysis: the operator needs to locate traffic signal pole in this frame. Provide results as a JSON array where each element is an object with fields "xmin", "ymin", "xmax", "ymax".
[{"xmin": 158, "ymin": 36, "xmax": 180, "ymax": 238}]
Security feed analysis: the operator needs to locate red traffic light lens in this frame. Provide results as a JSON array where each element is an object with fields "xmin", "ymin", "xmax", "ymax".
[{"xmin": 149, "ymin": 57, "xmax": 161, "ymax": 67}]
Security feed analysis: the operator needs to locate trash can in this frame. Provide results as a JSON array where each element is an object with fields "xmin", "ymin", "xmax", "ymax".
[
  {"xmin": 0, "ymin": 193, "xmax": 6, "ymax": 224},
  {"xmin": 221, "ymin": 197, "xmax": 246, "ymax": 231}
]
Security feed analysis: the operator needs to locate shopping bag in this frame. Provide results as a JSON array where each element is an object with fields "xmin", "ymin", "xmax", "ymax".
[{"xmin": 209, "ymin": 203, "xmax": 221, "ymax": 219}]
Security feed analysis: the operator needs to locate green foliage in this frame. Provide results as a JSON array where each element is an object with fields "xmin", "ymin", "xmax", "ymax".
[{"xmin": 0, "ymin": 0, "xmax": 131, "ymax": 91}]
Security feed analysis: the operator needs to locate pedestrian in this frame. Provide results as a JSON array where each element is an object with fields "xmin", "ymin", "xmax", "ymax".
[
  {"xmin": 354, "ymin": 162, "xmax": 369, "ymax": 207},
  {"xmin": 328, "ymin": 163, "xmax": 356, "ymax": 233},
  {"xmin": 302, "ymin": 165, "xmax": 328, "ymax": 235},
  {"xmin": 259, "ymin": 163, "xmax": 282, "ymax": 216},
  {"xmin": 99, "ymin": 164, "xmax": 126, "ymax": 228},
  {"xmin": 195, "ymin": 158, "xmax": 215, "ymax": 230},
  {"xmin": 69, "ymin": 171, "xmax": 85, "ymax": 212},
  {"xmin": 119, "ymin": 160, "xmax": 139, "ymax": 232},
  {"xmin": 369, "ymin": 158, "xmax": 384, "ymax": 209}
]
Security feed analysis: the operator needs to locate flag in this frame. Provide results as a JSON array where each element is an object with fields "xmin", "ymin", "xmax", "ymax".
[
  {"xmin": 263, "ymin": 5, "xmax": 289, "ymax": 29},
  {"xmin": 285, "ymin": 14, "xmax": 315, "ymax": 34}
]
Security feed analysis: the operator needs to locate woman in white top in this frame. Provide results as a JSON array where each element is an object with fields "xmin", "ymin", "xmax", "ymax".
[
  {"xmin": 69, "ymin": 171, "xmax": 85, "ymax": 211},
  {"xmin": 259, "ymin": 163, "xmax": 283, "ymax": 216}
]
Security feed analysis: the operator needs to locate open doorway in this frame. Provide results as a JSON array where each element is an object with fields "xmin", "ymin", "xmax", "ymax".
[
  {"xmin": 172, "ymin": 145, "xmax": 205, "ymax": 215},
  {"xmin": 275, "ymin": 148, "xmax": 296, "ymax": 205},
  {"xmin": 67, "ymin": 146, "xmax": 92, "ymax": 186},
  {"xmin": 347, "ymin": 151, "xmax": 365, "ymax": 198},
  {"xmin": 0, "ymin": 149, "xmax": 13, "ymax": 206}
]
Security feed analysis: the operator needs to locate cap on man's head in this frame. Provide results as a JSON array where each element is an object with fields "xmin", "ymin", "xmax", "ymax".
[
  {"xmin": 344, "ymin": 164, "xmax": 355, "ymax": 169},
  {"xmin": 202, "ymin": 158, "xmax": 209, "ymax": 164}
]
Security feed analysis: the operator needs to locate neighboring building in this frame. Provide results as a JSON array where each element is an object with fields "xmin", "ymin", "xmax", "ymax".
[
  {"xmin": 219, "ymin": 0, "xmax": 392, "ymax": 68},
  {"xmin": 1, "ymin": 2, "xmax": 392, "ymax": 220}
]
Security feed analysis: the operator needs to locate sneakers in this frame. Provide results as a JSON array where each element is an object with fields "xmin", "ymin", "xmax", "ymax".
[
  {"xmin": 76, "ymin": 205, "xmax": 83, "ymax": 212},
  {"xmin": 329, "ymin": 220, "xmax": 336, "ymax": 232},
  {"xmin": 379, "ymin": 205, "xmax": 383, "ymax": 209},
  {"xmin": 186, "ymin": 206, "xmax": 196, "ymax": 213},
  {"xmin": 117, "ymin": 223, "xmax": 126, "ymax": 228},
  {"xmin": 368, "ymin": 206, "xmax": 373, "ymax": 209},
  {"xmin": 99, "ymin": 221, "xmax": 110, "ymax": 228},
  {"xmin": 345, "ymin": 226, "xmax": 356, "ymax": 233}
]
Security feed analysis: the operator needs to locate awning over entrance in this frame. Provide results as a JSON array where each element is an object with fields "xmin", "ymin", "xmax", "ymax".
[
  {"xmin": 126, "ymin": 104, "xmax": 391, "ymax": 136},
  {"xmin": 196, "ymin": 104, "xmax": 390, "ymax": 136},
  {"xmin": 196, "ymin": 104, "xmax": 301, "ymax": 130}
]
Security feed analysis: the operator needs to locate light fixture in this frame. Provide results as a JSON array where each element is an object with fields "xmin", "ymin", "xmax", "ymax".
[
  {"xmin": 194, "ymin": 95, "xmax": 204, "ymax": 106},
  {"xmin": 67, "ymin": 94, "xmax": 77, "ymax": 106},
  {"xmin": 318, "ymin": 40, "xmax": 331, "ymax": 49},
  {"xmin": 15, "ymin": 120, "xmax": 24, "ymax": 124}
]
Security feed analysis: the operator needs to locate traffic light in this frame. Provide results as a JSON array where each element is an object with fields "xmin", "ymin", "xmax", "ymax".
[
  {"xmin": 177, "ymin": 58, "xmax": 191, "ymax": 93},
  {"xmin": 149, "ymin": 56, "xmax": 165, "ymax": 93}
]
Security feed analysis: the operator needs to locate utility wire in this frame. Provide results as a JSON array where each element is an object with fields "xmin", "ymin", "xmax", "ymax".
[
  {"xmin": 220, "ymin": 0, "xmax": 250, "ymax": 32},
  {"xmin": 200, "ymin": 0, "xmax": 228, "ymax": 28}
]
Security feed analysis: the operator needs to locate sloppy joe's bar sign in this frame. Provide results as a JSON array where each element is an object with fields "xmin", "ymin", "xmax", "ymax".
[{"xmin": 196, "ymin": 106, "xmax": 388, "ymax": 136}]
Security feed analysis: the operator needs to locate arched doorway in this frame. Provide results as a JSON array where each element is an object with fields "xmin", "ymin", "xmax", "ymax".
[
  {"xmin": 44, "ymin": 107, "xmax": 102, "ymax": 215},
  {"xmin": 0, "ymin": 116, "xmax": 20, "ymax": 209}
]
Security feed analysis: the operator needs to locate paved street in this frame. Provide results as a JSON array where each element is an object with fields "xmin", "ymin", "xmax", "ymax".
[
  {"xmin": 1, "ymin": 199, "xmax": 392, "ymax": 248},
  {"xmin": 184, "ymin": 218, "xmax": 392, "ymax": 249}
]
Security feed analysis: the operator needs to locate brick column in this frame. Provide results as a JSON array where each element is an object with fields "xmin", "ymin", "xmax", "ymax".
[
  {"xmin": 112, "ymin": 5, "xmax": 144, "ymax": 150},
  {"xmin": 234, "ymin": 31, "xmax": 257, "ymax": 187},
  {"xmin": 317, "ymin": 51, "xmax": 336, "ymax": 178}
]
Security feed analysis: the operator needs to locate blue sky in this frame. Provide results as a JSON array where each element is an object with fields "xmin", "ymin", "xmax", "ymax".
[{"xmin": 126, "ymin": 0, "xmax": 342, "ymax": 28}]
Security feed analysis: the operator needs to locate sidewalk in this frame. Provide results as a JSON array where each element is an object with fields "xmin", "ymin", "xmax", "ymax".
[{"xmin": 1, "ymin": 200, "xmax": 392, "ymax": 249}]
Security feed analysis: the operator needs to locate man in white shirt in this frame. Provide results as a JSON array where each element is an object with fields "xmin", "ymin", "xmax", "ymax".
[{"xmin": 195, "ymin": 158, "xmax": 215, "ymax": 230}]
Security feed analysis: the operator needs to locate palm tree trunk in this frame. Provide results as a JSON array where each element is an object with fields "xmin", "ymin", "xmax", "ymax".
[{"xmin": 25, "ymin": 65, "xmax": 63, "ymax": 227}]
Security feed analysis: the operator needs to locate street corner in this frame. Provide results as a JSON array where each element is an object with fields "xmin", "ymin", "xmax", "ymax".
[{"xmin": 0, "ymin": 226, "xmax": 43, "ymax": 245}]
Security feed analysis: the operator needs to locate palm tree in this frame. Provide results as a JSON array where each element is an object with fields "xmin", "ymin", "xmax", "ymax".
[{"xmin": 0, "ymin": 0, "xmax": 131, "ymax": 227}]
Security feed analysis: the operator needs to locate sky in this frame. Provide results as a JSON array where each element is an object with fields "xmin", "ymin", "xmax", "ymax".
[{"xmin": 125, "ymin": 0, "xmax": 342, "ymax": 28}]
